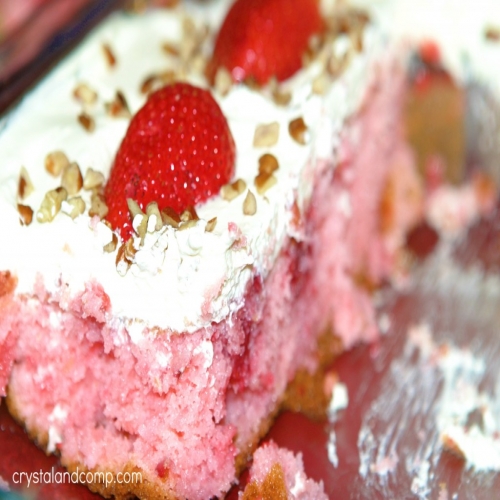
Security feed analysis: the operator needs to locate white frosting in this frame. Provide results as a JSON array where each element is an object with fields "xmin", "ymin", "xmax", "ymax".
[
  {"xmin": 0, "ymin": 0, "xmax": 499, "ymax": 335},
  {"xmin": 0, "ymin": 0, "xmax": 377, "ymax": 334}
]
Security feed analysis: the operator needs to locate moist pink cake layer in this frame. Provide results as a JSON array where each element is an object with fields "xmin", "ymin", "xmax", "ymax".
[
  {"xmin": 0, "ymin": 56, "xmax": 420, "ymax": 499},
  {"xmin": 248, "ymin": 441, "xmax": 328, "ymax": 499}
]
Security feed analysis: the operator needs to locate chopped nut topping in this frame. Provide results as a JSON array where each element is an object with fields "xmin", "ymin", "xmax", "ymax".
[
  {"xmin": 273, "ymin": 88, "xmax": 292, "ymax": 106},
  {"xmin": 312, "ymin": 72, "xmax": 329, "ymax": 95},
  {"xmin": 179, "ymin": 38, "xmax": 198, "ymax": 64},
  {"xmin": 73, "ymin": 83, "xmax": 98, "ymax": 105},
  {"xmin": 124, "ymin": 0, "xmax": 147, "ymax": 13},
  {"xmin": 127, "ymin": 198, "xmax": 144, "ymax": 219},
  {"xmin": 243, "ymin": 190, "xmax": 257, "ymax": 216},
  {"xmin": 205, "ymin": 217, "xmax": 217, "ymax": 232},
  {"xmin": 146, "ymin": 202, "xmax": 163, "ymax": 231},
  {"xmin": 289, "ymin": 117, "xmax": 308, "ymax": 145},
  {"xmin": 116, "ymin": 239, "xmax": 135, "ymax": 276},
  {"xmin": 124, "ymin": 238, "xmax": 136, "ymax": 260},
  {"xmin": 89, "ymin": 192, "xmax": 108, "ymax": 219},
  {"xmin": 64, "ymin": 196, "xmax": 86, "ymax": 219},
  {"xmin": 220, "ymin": 179, "xmax": 247, "ymax": 201},
  {"xmin": 350, "ymin": 28, "xmax": 364, "ymax": 53},
  {"xmin": 325, "ymin": 7, "xmax": 369, "ymax": 37},
  {"xmin": 102, "ymin": 43, "xmax": 116, "ymax": 68},
  {"xmin": 243, "ymin": 76, "xmax": 261, "ymax": 91},
  {"xmin": 18, "ymin": 204, "xmax": 33, "ymax": 226},
  {"xmin": 300, "ymin": 5, "xmax": 369, "ymax": 82},
  {"xmin": 485, "ymin": 26, "xmax": 500, "ymax": 42},
  {"xmin": 258, "ymin": 153, "xmax": 279, "ymax": 176},
  {"xmin": 269, "ymin": 78, "xmax": 292, "ymax": 106},
  {"xmin": 126, "ymin": 0, "xmax": 180, "ymax": 12},
  {"xmin": 178, "ymin": 219, "xmax": 198, "ymax": 231},
  {"xmin": 180, "ymin": 205, "xmax": 199, "ymax": 222},
  {"xmin": 135, "ymin": 213, "xmax": 149, "ymax": 244},
  {"xmin": 161, "ymin": 207, "xmax": 181, "ymax": 228},
  {"xmin": 78, "ymin": 113, "xmax": 95, "ymax": 133},
  {"xmin": 45, "ymin": 151, "xmax": 70, "ymax": 177},
  {"xmin": 140, "ymin": 71, "xmax": 177, "ymax": 94},
  {"xmin": 37, "ymin": 187, "xmax": 67, "ymax": 223},
  {"xmin": 18, "ymin": 167, "xmax": 34, "ymax": 200},
  {"xmin": 105, "ymin": 90, "xmax": 131, "ymax": 118},
  {"xmin": 328, "ymin": 50, "xmax": 352, "ymax": 78},
  {"xmin": 83, "ymin": 168, "xmax": 105, "ymax": 190},
  {"xmin": 141, "ymin": 75, "xmax": 158, "ymax": 95},
  {"xmin": 182, "ymin": 17, "xmax": 197, "ymax": 38},
  {"xmin": 253, "ymin": 122, "xmax": 280, "ymax": 148},
  {"xmin": 214, "ymin": 67, "xmax": 233, "ymax": 96},
  {"xmin": 162, "ymin": 42, "xmax": 180, "ymax": 57},
  {"xmin": 189, "ymin": 53, "xmax": 207, "ymax": 74},
  {"xmin": 61, "ymin": 162, "xmax": 83, "ymax": 196},
  {"xmin": 254, "ymin": 172, "xmax": 277, "ymax": 195},
  {"xmin": 104, "ymin": 233, "xmax": 118, "ymax": 253}
]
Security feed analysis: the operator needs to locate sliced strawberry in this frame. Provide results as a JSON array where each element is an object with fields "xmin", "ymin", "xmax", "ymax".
[
  {"xmin": 105, "ymin": 83, "xmax": 235, "ymax": 237},
  {"xmin": 208, "ymin": 0, "xmax": 323, "ymax": 85}
]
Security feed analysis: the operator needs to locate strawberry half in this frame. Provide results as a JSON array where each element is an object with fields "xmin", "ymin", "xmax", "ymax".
[
  {"xmin": 105, "ymin": 83, "xmax": 235, "ymax": 237},
  {"xmin": 208, "ymin": 0, "xmax": 323, "ymax": 85}
]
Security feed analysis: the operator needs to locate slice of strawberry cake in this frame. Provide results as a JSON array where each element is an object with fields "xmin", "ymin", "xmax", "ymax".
[{"xmin": 0, "ymin": 0, "xmax": 498, "ymax": 498}]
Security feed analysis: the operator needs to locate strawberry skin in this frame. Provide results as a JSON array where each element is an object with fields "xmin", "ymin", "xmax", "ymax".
[
  {"xmin": 105, "ymin": 83, "xmax": 235, "ymax": 237},
  {"xmin": 208, "ymin": 0, "xmax": 323, "ymax": 85}
]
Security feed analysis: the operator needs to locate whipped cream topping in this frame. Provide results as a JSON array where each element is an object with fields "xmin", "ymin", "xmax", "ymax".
[{"xmin": 0, "ymin": 0, "xmax": 379, "ymax": 334}]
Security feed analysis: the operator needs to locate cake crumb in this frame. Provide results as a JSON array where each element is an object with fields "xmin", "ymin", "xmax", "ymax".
[{"xmin": 241, "ymin": 463, "xmax": 287, "ymax": 500}]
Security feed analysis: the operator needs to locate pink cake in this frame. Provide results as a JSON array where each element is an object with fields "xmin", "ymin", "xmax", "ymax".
[
  {"xmin": 241, "ymin": 441, "xmax": 328, "ymax": 499},
  {"xmin": 0, "ymin": 0, "xmax": 498, "ymax": 499}
]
